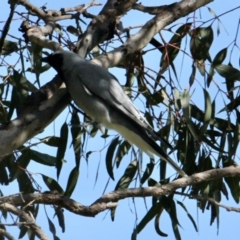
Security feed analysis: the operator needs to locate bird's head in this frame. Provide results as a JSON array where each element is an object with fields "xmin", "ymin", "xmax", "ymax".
[{"xmin": 41, "ymin": 50, "xmax": 65, "ymax": 73}]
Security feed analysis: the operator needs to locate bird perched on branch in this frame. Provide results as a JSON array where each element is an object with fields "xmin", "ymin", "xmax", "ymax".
[{"xmin": 42, "ymin": 50, "xmax": 187, "ymax": 177}]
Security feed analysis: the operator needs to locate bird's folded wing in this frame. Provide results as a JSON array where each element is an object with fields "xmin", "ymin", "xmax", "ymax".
[{"xmin": 76, "ymin": 60, "xmax": 172, "ymax": 149}]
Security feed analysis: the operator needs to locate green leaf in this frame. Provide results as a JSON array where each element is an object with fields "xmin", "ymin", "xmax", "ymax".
[
  {"xmin": 141, "ymin": 158, "xmax": 155, "ymax": 184},
  {"xmin": 105, "ymin": 137, "xmax": 120, "ymax": 180},
  {"xmin": 161, "ymin": 196, "xmax": 181, "ymax": 240},
  {"xmin": 47, "ymin": 216, "xmax": 56, "ymax": 236},
  {"xmin": 154, "ymin": 211, "xmax": 168, "ymax": 237},
  {"xmin": 115, "ymin": 140, "xmax": 131, "ymax": 168},
  {"xmin": 10, "ymin": 150, "xmax": 31, "ymax": 181},
  {"xmin": 41, "ymin": 174, "xmax": 64, "ymax": 194},
  {"xmin": 218, "ymin": 96, "xmax": 240, "ymax": 113},
  {"xmin": 215, "ymin": 64, "xmax": 240, "ymax": 81},
  {"xmin": 17, "ymin": 171, "xmax": 34, "ymax": 193},
  {"xmin": 111, "ymin": 160, "xmax": 138, "ymax": 221},
  {"xmin": 67, "ymin": 25, "xmax": 80, "ymax": 36},
  {"xmin": 30, "ymin": 149, "xmax": 56, "ymax": 166},
  {"xmin": 0, "ymin": 40, "xmax": 18, "ymax": 55},
  {"xmin": 177, "ymin": 201, "xmax": 198, "ymax": 232},
  {"xmin": 200, "ymin": 89, "xmax": 212, "ymax": 140},
  {"xmin": 54, "ymin": 206, "xmax": 65, "ymax": 233},
  {"xmin": 233, "ymin": 111, "xmax": 240, "ymax": 154},
  {"xmin": 181, "ymin": 90, "xmax": 201, "ymax": 142},
  {"xmin": 212, "ymin": 48, "xmax": 227, "ymax": 66},
  {"xmin": 64, "ymin": 166, "xmax": 79, "ymax": 197},
  {"xmin": 146, "ymin": 90, "xmax": 164, "ymax": 106},
  {"xmin": 174, "ymin": 88, "xmax": 182, "ymax": 111},
  {"xmin": 56, "ymin": 122, "xmax": 68, "ymax": 179},
  {"xmin": 190, "ymin": 26, "xmax": 213, "ymax": 63},
  {"xmin": 71, "ymin": 110, "xmax": 82, "ymax": 168},
  {"xmin": 135, "ymin": 201, "xmax": 163, "ymax": 234},
  {"xmin": 40, "ymin": 136, "xmax": 61, "ymax": 147},
  {"xmin": 114, "ymin": 160, "xmax": 138, "ymax": 190},
  {"xmin": 207, "ymin": 66, "xmax": 215, "ymax": 87},
  {"xmin": 189, "ymin": 64, "xmax": 196, "ymax": 86},
  {"xmin": 224, "ymin": 176, "xmax": 240, "ymax": 203},
  {"xmin": 160, "ymin": 23, "xmax": 191, "ymax": 74}
]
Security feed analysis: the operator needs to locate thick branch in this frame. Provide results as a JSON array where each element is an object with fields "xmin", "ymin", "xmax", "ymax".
[
  {"xmin": 0, "ymin": 229, "xmax": 14, "ymax": 240},
  {"xmin": 178, "ymin": 192, "xmax": 240, "ymax": 213},
  {"xmin": 2, "ymin": 0, "xmax": 213, "ymax": 159},
  {"xmin": 92, "ymin": 0, "xmax": 213, "ymax": 68},
  {"xmin": 0, "ymin": 203, "xmax": 48, "ymax": 240},
  {"xmin": 0, "ymin": 2, "xmax": 16, "ymax": 54},
  {"xmin": 0, "ymin": 76, "xmax": 70, "ymax": 160},
  {"xmin": 76, "ymin": 0, "xmax": 137, "ymax": 57},
  {"xmin": 1, "ymin": 166, "xmax": 239, "ymax": 217}
]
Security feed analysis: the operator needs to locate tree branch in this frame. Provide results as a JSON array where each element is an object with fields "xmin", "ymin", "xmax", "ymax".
[
  {"xmin": 177, "ymin": 192, "xmax": 240, "ymax": 213},
  {"xmin": 1, "ymin": 166, "xmax": 239, "ymax": 217},
  {"xmin": 0, "ymin": 229, "xmax": 14, "ymax": 240},
  {"xmin": 0, "ymin": 203, "xmax": 48, "ymax": 240},
  {"xmin": 76, "ymin": 0, "xmax": 137, "ymax": 57},
  {"xmin": 92, "ymin": 0, "xmax": 213, "ymax": 68},
  {"xmin": 0, "ymin": 76, "xmax": 70, "ymax": 160}
]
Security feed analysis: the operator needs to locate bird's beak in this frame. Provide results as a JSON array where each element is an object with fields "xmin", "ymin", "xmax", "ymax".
[{"xmin": 41, "ymin": 57, "xmax": 49, "ymax": 63}]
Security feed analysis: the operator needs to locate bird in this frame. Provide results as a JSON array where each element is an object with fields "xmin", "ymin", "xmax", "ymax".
[{"xmin": 42, "ymin": 50, "xmax": 187, "ymax": 177}]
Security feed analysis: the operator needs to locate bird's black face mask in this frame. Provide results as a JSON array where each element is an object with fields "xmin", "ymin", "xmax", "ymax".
[{"xmin": 41, "ymin": 53, "xmax": 64, "ymax": 74}]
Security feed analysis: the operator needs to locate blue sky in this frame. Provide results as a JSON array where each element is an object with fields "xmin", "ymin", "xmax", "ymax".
[{"xmin": 1, "ymin": 0, "xmax": 240, "ymax": 239}]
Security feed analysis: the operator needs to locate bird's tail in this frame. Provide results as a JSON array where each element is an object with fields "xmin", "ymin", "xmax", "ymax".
[{"xmin": 161, "ymin": 154, "xmax": 188, "ymax": 177}]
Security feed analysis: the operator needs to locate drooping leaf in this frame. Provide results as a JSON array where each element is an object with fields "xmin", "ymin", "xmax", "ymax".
[
  {"xmin": 115, "ymin": 140, "xmax": 131, "ymax": 168},
  {"xmin": 17, "ymin": 171, "xmax": 35, "ymax": 194},
  {"xmin": 114, "ymin": 159, "xmax": 138, "ymax": 191},
  {"xmin": 105, "ymin": 137, "xmax": 120, "ymax": 180},
  {"xmin": 47, "ymin": 216, "xmax": 56, "ymax": 237},
  {"xmin": 67, "ymin": 25, "xmax": 80, "ymax": 36},
  {"xmin": 41, "ymin": 174, "xmax": 64, "ymax": 194},
  {"xmin": 141, "ymin": 158, "xmax": 155, "ymax": 184},
  {"xmin": 212, "ymin": 48, "xmax": 227, "ymax": 66},
  {"xmin": 215, "ymin": 64, "xmax": 240, "ymax": 81},
  {"xmin": 10, "ymin": 150, "xmax": 31, "ymax": 181},
  {"xmin": 134, "ymin": 201, "xmax": 164, "ymax": 235},
  {"xmin": 56, "ymin": 122, "xmax": 68, "ymax": 179},
  {"xmin": 111, "ymin": 160, "xmax": 138, "ymax": 221},
  {"xmin": 200, "ymin": 88, "xmax": 212, "ymax": 140},
  {"xmin": 177, "ymin": 201, "xmax": 198, "ymax": 232},
  {"xmin": 30, "ymin": 149, "xmax": 57, "ymax": 166},
  {"xmin": 161, "ymin": 196, "xmax": 181, "ymax": 240},
  {"xmin": 40, "ymin": 136, "xmax": 61, "ymax": 147},
  {"xmin": 64, "ymin": 166, "xmax": 79, "ymax": 197},
  {"xmin": 70, "ymin": 110, "xmax": 82, "ymax": 168},
  {"xmin": 54, "ymin": 206, "xmax": 65, "ymax": 233},
  {"xmin": 0, "ymin": 40, "xmax": 18, "ymax": 55},
  {"xmin": 160, "ymin": 23, "xmax": 192, "ymax": 74}
]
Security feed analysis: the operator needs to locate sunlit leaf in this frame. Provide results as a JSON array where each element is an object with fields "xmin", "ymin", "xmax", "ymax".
[
  {"xmin": 212, "ymin": 48, "xmax": 227, "ymax": 66},
  {"xmin": 42, "ymin": 174, "xmax": 64, "ymax": 194},
  {"xmin": 215, "ymin": 64, "xmax": 240, "ymax": 81},
  {"xmin": 64, "ymin": 166, "xmax": 79, "ymax": 197},
  {"xmin": 115, "ymin": 140, "xmax": 131, "ymax": 168},
  {"xmin": 141, "ymin": 158, "xmax": 155, "ymax": 184}
]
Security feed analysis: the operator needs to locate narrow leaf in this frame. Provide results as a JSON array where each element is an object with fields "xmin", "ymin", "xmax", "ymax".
[
  {"xmin": 64, "ymin": 166, "xmax": 79, "ymax": 197},
  {"xmin": 105, "ymin": 137, "xmax": 120, "ymax": 180},
  {"xmin": 56, "ymin": 122, "xmax": 68, "ymax": 179},
  {"xmin": 41, "ymin": 174, "xmax": 64, "ymax": 194}
]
